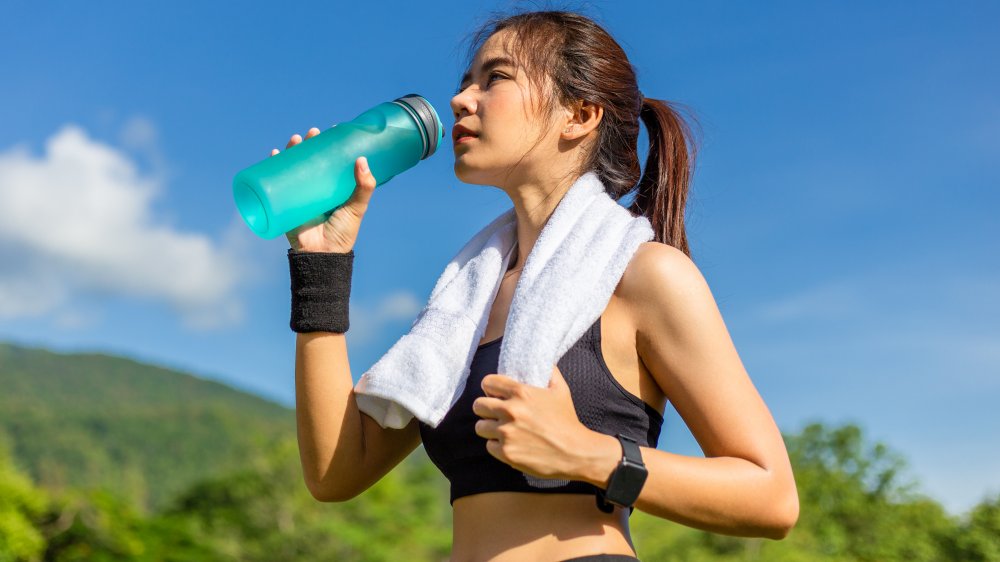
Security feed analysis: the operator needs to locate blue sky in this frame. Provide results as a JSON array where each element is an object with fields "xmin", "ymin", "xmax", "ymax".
[{"xmin": 1, "ymin": 1, "xmax": 996, "ymax": 515}]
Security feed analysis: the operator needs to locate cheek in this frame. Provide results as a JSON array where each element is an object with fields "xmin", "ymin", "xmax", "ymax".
[
  {"xmin": 490, "ymin": 95, "xmax": 519, "ymax": 115},
  {"xmin": 486, "ymin": 95, "xmax": 530, "ymax": 135}
]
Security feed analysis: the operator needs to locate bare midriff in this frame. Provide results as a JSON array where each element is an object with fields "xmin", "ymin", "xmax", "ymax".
[{"xmin": 448, "ymin": 492, "xmax": 637, "ymax": 561}]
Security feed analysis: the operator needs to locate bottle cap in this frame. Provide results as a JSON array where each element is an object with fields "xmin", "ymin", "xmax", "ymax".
[{"xmin": 393, "ymin": 94, "xmax": 444, "ymax": 160}]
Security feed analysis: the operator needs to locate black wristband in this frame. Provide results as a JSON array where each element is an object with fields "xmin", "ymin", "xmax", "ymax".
[{"xmin": 288, "ymin": 248, "xmax": 353, "ymax": 333}]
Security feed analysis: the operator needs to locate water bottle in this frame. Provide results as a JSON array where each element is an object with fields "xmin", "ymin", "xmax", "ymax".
[{"xmin": 233, "ymin": 93, "xmax": 445, "ymax": 239}]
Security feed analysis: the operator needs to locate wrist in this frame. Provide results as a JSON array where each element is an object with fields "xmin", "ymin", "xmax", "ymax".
[
  {"xmin": 288, "ymin": 248, "xmax": 354, "ymax": 333},
  {"xmin": 574, "ymin": 430, "xmax": 622, "ymax": 488},
  {"xmin": 289, "ymin": 246, "xmax": 354, "ymax": 255}
]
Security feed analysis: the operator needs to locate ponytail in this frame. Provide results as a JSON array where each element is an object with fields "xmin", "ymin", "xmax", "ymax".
[{"xmin": 629, "ymin": 96, "xmax": 700, "ymax": 257}]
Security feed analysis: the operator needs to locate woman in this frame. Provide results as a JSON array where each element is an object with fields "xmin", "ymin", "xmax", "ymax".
[{"xmin": 278, "ymin": 9, "xmax": 798, "ymax": 562}]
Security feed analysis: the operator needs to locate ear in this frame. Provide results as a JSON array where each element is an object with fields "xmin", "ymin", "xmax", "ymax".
[{"xmin": 561, "ymin": 99, "xmax": 603, "ymax": 140}]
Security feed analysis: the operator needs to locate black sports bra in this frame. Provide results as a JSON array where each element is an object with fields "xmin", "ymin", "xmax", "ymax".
[{"xmin": 417, "ymin": 314, "xmax": 664, "ymax": 514}]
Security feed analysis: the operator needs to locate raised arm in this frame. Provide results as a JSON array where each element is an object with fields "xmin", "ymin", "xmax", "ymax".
[{"xmin": 276, "ymin": 128, "xmax": 421, "ymax": 502}]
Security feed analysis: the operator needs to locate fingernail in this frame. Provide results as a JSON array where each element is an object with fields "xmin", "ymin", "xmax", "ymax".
[{"xmin": 360, "ymin": 157, "xmax": 369, "ymax": 173}]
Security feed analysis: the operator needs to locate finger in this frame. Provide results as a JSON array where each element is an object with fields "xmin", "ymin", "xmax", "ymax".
[
  {"xmin": 270, "ymin": 148, "xmax": 279, "ymax": 157},
  {"xmin": 344, "ymin": 156, "xmax": 377, "ymax": 213},
  {"xmin": 305, "ymin": 126, "xmax": 321, "ymax": 138},
  {"xmin": 484, "ymin": 438, "xmax": 504, "ymax": 461},
  {"xmin": 481, "ymin": 374, "xmax": 520, "ymax": 398},
  {"xmin": 471, "ymin": 396, "xmax": 507, "ymax": 419},
  {"xmin": 285, "ymin": 133, "xmax": 302, "ymax": 149},
  {"xmin": 474, "ymin": 418, "xmax": 502, "ymax": 440}
]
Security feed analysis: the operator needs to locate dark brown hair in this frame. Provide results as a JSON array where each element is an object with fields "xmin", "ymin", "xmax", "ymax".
[{"xmin": 456, "ymin": 5, "xmax": 701, "ymax": 257}]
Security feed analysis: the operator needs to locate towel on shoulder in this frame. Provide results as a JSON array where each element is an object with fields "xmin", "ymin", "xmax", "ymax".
[{"xmin": 353, "ymin": 170, "xmax": 654, "ymax": 435}]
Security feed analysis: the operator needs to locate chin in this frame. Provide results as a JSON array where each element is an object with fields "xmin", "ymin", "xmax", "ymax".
[{"xmin": 453, "ymin": 160, "xmax": 488, "ymax": 185}]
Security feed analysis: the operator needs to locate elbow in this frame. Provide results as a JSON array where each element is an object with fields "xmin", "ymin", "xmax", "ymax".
[
  {"xmin": 304, "ymin": 476, "xmax": 356, "ymax": 503},
  {"xmin": 764, "ymin": 486, "xmax": 800, "ymax": 540},
  {"xmin": 305, "ymin": 478, "xmax": 337, "ymax": 502}
]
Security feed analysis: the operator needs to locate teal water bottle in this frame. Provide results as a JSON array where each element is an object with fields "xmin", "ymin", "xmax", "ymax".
[{"xmin": 233, "ymin": 93, "xmax": 445, "ymax": 239}]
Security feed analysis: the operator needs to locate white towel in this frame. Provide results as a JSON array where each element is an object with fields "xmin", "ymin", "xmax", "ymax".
[{"xmin": 353, "ymin": 170, "xmax": 654, "ymax": 437}]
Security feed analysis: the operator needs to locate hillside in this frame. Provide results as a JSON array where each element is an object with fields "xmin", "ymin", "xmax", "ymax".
[
  {"xmin": 2, "ymin": 342, "xmax": 998, "ymax": 560},
  {"xmin": 0, "ymin": 341, "xmax": 297, "ymax": 513}
]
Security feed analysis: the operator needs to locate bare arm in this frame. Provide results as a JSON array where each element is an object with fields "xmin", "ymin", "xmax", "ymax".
[
  {"xmin": 295, "ymin": 331, "xmax": 421, "ymax": 502},
  {"xmin": 276, "ymin": 128, "xmax": 422, "ymax": 502},
  {"xmin": 575, "ymin": 242, "xmax": 799, "ymax": 539}
]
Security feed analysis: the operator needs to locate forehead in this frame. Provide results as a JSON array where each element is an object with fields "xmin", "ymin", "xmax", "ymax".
[
  {"xmin": 477, "ymin": 30, "xmax": 509, "ymax": 58},
  {"xmin": 459, "ymin": 32, "xmax": 518, "ymax": 85}
]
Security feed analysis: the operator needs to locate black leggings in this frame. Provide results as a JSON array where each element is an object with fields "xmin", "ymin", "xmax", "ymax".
[{"xmin": 559, "ymin": 555, "xmax": 640, "ymax": 561}]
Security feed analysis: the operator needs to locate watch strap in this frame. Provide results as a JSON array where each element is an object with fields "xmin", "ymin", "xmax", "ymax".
[
  {"xmin": 595, "ymin": 434, "xmax": 646, "ymax": 514},
  {"xmin": 619, "ymin": 434, "xmax": 643, "ymax": 464}
]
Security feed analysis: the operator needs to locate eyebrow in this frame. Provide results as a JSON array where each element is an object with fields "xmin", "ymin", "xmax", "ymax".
[{"xmin": 458, "ymin": 56, "xmax": 516, "ymax": 90}]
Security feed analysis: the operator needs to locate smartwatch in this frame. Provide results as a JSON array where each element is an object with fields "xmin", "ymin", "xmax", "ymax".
[{"xmin": 595, "ymin": 433, "xmax": 648, "ymax": 514}]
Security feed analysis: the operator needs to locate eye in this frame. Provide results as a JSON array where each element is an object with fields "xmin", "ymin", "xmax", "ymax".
[{"xmin": 453, "ymin": 72, "xmax": 506, "ymax": 95}]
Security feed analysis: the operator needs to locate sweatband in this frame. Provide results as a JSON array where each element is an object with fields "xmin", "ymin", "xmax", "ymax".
[{"xmin": 288, "ymin": 247, "xmax": 353, "ymax": 333}]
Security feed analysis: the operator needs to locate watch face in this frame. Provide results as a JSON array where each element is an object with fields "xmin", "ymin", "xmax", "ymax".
[
  {"xmin": 605, "ymin": 433, "xmax": 648, "ymax": 507},
  {"xmin": 605, "ymin": 463, "xmax": 648, "ymax": 506}
]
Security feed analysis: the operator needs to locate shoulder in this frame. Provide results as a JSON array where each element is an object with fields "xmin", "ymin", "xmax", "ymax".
[
  {"xmin": 617, "ymin": 241, "xmax": 715, "ymax": 337},
  {"xmin": 618, "ymin": 240, "xmax": 705, "ymax": 300}
]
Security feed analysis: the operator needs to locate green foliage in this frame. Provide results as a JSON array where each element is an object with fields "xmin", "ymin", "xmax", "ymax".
[
  {"xmin": 2, "ymin": 341, "xmax": 997, "ymax": 561},
  {"xmin": 0, "ymin": 431, "xmax": 48, "ymax": 562},
  {"xmin": 41, "ymin": 489, "xmax": 148, "ymax": 561},
  {"xmin": 152, "ymin": 438, "xmax": 451, "ymax": 561},
  {"xmin": 630, "ymin": 421, "xmax": 961, "ymax": 562},
  {"xmin": 0, "ymin": 342, "xmax": 294, "ymax": 513},
  {"xmin": 951, "ymin": 492, "xmax": 1000, "ymax": 561}
]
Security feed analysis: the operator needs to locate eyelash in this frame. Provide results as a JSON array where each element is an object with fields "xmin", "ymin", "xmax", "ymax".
[{"xmin": 454, "ymin": 72, "xmax": 505, "ymax": 95}]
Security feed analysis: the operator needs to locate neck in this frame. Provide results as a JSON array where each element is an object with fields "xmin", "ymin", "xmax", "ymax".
[{"xmin": 502, "ymin": 170, "xmax": 584, "ymax": 270}]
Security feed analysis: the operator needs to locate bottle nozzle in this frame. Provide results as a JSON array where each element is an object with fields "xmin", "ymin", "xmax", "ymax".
[{"xmin": 393, "ymin": 94, "xmax": 444, "ymax": 160}]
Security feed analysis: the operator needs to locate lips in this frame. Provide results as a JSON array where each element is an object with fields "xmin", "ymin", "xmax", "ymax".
[{"xmin": 452, "ymin": 124, "xmax": 479, "ymax": 144}]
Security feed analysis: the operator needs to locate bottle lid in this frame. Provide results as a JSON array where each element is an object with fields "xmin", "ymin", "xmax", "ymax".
[{"xmin": 392, "ymin": 94, "xmax": 444, "ymax": 160}]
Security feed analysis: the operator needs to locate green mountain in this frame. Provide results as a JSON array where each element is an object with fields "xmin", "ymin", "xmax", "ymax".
[
  {"xmin": 3, "ymin": 340, "xmax": 999, "ymax": 562},
  {"xmin": 0, "ymin": 341, "xmax": 296, "ymax": 513}
]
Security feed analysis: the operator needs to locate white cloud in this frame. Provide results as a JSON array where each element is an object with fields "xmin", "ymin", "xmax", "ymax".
[
  {"xmin": 0, "ymin": 123, "xmax": 250, "ymax": 330},
  {"xmin": 346, "ymin": 290, "xmax": 424, "ymax": 346},
  {"xmin": 753, "ymin": 278, "xmax": 867, "ymax": 323},
  {"xmin": 119, "ymin": 115, "xmax": 159, "ymax": 149},
  {"xmin": 0, "ymin": 273, "xmax": 68, "ymax": 318},
  {"xmin": 117, "ymin": 114, "xmax": 171, "ymax": 186},
  {"xmin": 750, "ymin": 271, "xmax": 1000, "ymax": 370}
]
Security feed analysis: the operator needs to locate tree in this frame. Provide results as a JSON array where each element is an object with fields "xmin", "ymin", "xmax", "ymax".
[
  {"xmin": 0, "ymin": 432, "xmax": 48, "ymax": 562},
  {"xmin": 951, "ymin": 492, "xmax": 1000, "ymax": 561},
  {"xmin": 631, "ymin": 421, "xmax": 958, "ymax": 561}
]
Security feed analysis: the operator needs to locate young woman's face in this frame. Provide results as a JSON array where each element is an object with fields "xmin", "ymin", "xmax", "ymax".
[{"xmin": 450, "ymin": 30, "xmax": 559, "ymax": 187}]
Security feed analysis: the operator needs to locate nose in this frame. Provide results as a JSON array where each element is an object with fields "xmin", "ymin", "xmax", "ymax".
[{"xmin": 450, "ymin": 88, "xmax": 476, "ymax": 121}]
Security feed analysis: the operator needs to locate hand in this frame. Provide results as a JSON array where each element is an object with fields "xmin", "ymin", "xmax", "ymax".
[
  {"xmin": 472, "ymin": 365, "xmax": 593, "ymax": 481},
  {"xmin": 270, "ymin": 127, "xmax": 378, "ymax": 253}
]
